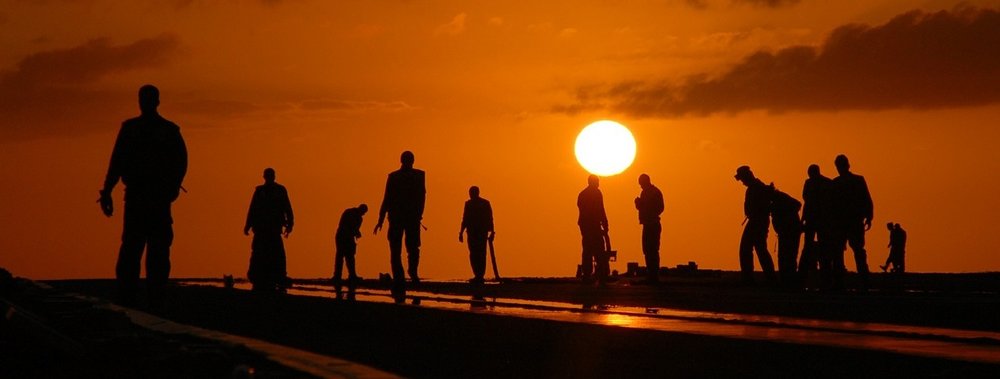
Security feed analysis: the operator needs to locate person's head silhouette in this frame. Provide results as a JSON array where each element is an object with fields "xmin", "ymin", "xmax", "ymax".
[
  {"xmin": 138, "ymin": 84, "xmax": 160, "ymax": 115},
  {"xmin": 263, "ymin": 168, "xmax": 276, "ymax": 184},
  {"xmin": 400, "ymin": 151, "xmax": 415, "ymax": 168},
  {"xmin": 587, "ymin": 174, "xmax": 600, "ymax": 189},
  {"xmin": 895, "ymin": 223, "xmax": 901, "ymax": 229},
  {"xmin": 469, "ymin": 185, "xmax": 480, "ymax": 199},
  {"xmin": 835, "ymin": 154, "xmax": 851, "ymax": 175},
  {"xmin": 638, "ymin": 173, "xmax": 651, "ymax": 188},
  {"xmin": 734, "ymin": 165, "xmax": 755, "ymax": 186},
  {"xmin": 807, "ymin": 164, "xmax": 821, "ymax": 179},
  {"xmin": 886, "ymin": 222, "xmax": 894, "ymax": 231},
  {"xmin": 358, "ymin": 203, "xmax": 368, "ymax": 215}
]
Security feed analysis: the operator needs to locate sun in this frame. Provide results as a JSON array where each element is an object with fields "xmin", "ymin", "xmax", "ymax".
[{"xmin": 574, "ymin": 120, "xmax": 636, "ymax": 176}]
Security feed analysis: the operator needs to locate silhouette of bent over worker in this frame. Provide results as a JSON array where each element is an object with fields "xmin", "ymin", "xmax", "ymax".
[
  {"xmin": 99, "ymin": 84, "xmax": 188, "ymax": 308},
  {"xmin": 459, "ymin": 186, "xmax": 495, "ymax": 284},
  {"xmin": 881, "ymin": 222, "xmax": 906, "ymax": 273},
  {"xmin": 374, "ymin": 151, "xmax": 426, "ymax": 302},
  {"xmin": 830, "ymin": 154, "xmax": 874, "ymax": 289},
  {"xmin": 334, "ymin": 204, "xmax": 367, "ymax": 298},
  {"xmin": 770, "ymin": 187, "xmax": 802, "ymax": 287},
  {"xmin": 734, "ymin": 166, "xmax": 776, "ymax": 284},
  {"xmin": 578, "ymin": 174, "xmax": 611, "ymax": 284},
  {"xmin": 634, "ymin": 174, "xmax": 664, "ymax": 283},
  {"xmin": 244, "ymin": 168, "xmax": 295, "ymax": 292}
]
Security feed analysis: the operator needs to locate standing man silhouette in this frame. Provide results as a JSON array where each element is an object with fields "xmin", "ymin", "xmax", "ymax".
[
  {"xmin": 734, "ymin": 166, "xmax": 776, "ymax": 284},
  {"xmin": 374, "ymin": 151, "xmax": 426, "ymax": 302},
  {"xmin": 800, "ymin": 164, "xmax": 835, "ymax": 287},
  {"xmin": 459, "ymin": 186, "xmax": 495, "ymax": 285},
  {"xmin": 334, "ymin": 204, "xmax": 367, "ymax": 298},
  {"xmin": 830, "ymin": 154, "xmax": 874, "ymax": 290},
  {"xmin": 634, "ymin": 174, "xmax": 664, "ymax": 284},
  {"xmin": 99, "ymin": 84, "xmax": 187, "ymax": 308},
  {"xmin": 578, "ymin": 175, "xmax": 610, "ymax": 284},
  {"xmin": 881, "ymin": 222, "xmax": 906, "ymax": 273},
  {"xmin": 244, "ymin": 168, "xmax": 295, "ymax": 292}
]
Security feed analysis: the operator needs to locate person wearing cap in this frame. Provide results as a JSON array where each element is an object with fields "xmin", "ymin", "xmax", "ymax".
[
  {"xmin": 800, "ymin": 164, "xmax": 835, "ymax": 288},
  {"xmin": 578, "ymin": 174, "xmax": 610, "ymax": 284},
  {"xmin": 459, "ymin": 186, "xmax": 495, "ymax": 285},
  {"xmin": 734, "ymin": 165, "xmax": 776, "ymax": 284},
  {"xmin": 830, "ymin": 154, "xmax": 874, "ymax": 290},
  {"xmin": 374, "ymin": 151, "xmax": 426, "ymax": 302},
  {"xmin": 333, "ymin": 203, "xmax": 368, "ymax": 298},
  {"xmin": 634, "ymin": 174, "xmax": 664, "ymax": 283}
]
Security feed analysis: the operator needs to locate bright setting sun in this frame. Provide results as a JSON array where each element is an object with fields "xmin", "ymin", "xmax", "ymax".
[{"xmin": 574, "ymin": 120, "xmax": 637, "ymax": 176}]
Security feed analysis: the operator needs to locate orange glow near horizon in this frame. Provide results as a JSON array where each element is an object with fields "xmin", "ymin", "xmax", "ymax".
[{"xmin": 1, "ymin": 1, "xmax": 999, "ymax": 281}]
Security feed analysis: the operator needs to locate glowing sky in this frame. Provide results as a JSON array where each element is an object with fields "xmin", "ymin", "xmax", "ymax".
[{"xmin": 1, "ymin": 0, "xmax": 999, "ymax": 279}]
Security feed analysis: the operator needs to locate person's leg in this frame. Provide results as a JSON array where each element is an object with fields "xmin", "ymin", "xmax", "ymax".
[
  {"xmin": 848, "ymin": 222, "xmax": 869, "ymax": 288},
  {"xmin": 751, "ymin": 223, "xmax": 775, "ymax": 281},
  {"xmin": 642, "ymin": 223, "xmax": 661, "ymax": 282},
  {"xmin": 145, "ymin": 203, "xmax": 174, "ymax": 309},
  {"xmin": 468, "ymin": 234, "xmax": 487, "ymax": 281},
  {"xmin": 333, "ymin": 243, "xmax": 345, "ymax": 294},
  {"xmin": 739, "ymin": 225, "xmax": 756, "ymax": 283},
  {"xmin": 387, "ymin": 223, "xmax": 406, "ymax": 300},
  {"xmin": 116, "ymin": 202, "xmax": 147, "ymax": 306},
  {"xmin": 580, "ymin": 227, "xmax": 595, "ymax": 280},
  {"xmin": 404, "ymin": 222, "xmax": 421, "ymax": 283}
]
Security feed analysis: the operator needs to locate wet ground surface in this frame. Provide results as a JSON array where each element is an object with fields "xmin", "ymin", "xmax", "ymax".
[{"xmin": 47, "ymin": 278, "xmax": 1000, "ymax": 378}]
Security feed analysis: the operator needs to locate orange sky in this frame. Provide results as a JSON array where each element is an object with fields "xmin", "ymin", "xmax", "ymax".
[{"xmin": 1, "ymin": 0, "xmax": 999, "ymax": 280}]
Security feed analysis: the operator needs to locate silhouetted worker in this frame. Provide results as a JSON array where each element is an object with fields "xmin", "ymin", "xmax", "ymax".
[
  {"xmin": 881, "ymin": 222, "xmax": 907, "ymax": 273},
  {"xmin": 634, "ymin": 174, "xmax": 664, "ymax": 283},
  {"xmin": 578, "ymin": 175, "xmax": 610, "ymax": 284},
  {"xmin": 244, "ymin": 168, "xmax": 295, "ymax": 292},
  {"xmin": 830, "ymin": 154, "xmax": 874, "ymax": 290},
  {"xmin": 800, "ymin": 164, "xmax": 835, "ymax": 287},
  {"xmin": 374, "ymin": 151, "xmax": 426, "ymax": 302},
  {"xmin": 99, "ymin": 84, "xmax": 187, "ymax": 308},
  {"xmin": 334, "ymin": 204, "xmax": 367, "ymax": 298},
  {"xmin": 771, "ymin": 187, "xmax": 802, "ymax": 287},
  {"xmin": 734, "ymin": 166, "xmax": 776, "ymax": 284},
  {"xmin": 458, "ymin": 186, "xmax": 495, "ymax": 284}
]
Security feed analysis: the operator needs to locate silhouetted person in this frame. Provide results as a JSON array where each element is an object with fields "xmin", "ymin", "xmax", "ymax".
[
  {"xmin": 734, "ymin": 166, "xmax": 776, "ymax": 284},
  {"xmin": 634, "ymin": 174, "xmax": 664, "ymax": 283},
  {"xmin": 830, "ymin": 154, "xmax": 874, "ymax": 289},
  {"xmin": 578, "ymin": 175, "xmax": 610, "ymax": 284},
  {"xmin": 334, "ymin": 204, "xmax": 368, "ymax": 298},
  {"xmin": 99, "ymin": 84, "xmax": 187, "ymax": 309},
  {"xmin": 459, "ymin": 186, "xmax": 495, "ymax": 285},
  {"xmin": 771, "ymin": 187, "xmax": 802, "ymax": 287},
  {"xmin": 244, "ymin": 168, "xmax": 295, "ymax": 292},
  {"xmin": 374, "ymin": 151, "xmax": 426, "ymax": 302},
  {"xmin": 800, "ymin": 164, "xmax": 836, "ymax": 288},
  {"xmin": 881, "ymin": 222, "xmax": 906, "ymax": 273}
]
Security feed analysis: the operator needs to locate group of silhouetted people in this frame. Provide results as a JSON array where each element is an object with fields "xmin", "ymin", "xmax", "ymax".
[
  {"xmin": 735, "ymin": 155, "xmax": 904, "ymax": 290},
  {"xmin": 100, "ymin": 85, "xmax": 910, "ymax": 309}
]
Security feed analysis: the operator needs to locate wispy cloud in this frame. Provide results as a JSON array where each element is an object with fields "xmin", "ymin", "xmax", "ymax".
[
  {"xmin": 555, "ymin": 6, "xmax": 1000, "ymax": 118},
  {"xmin": 0, "ymin": 34, "xmax": 180, "ymax": 139},
  {"xmin": 434, "ymin": 13, "xmax": 467, "ymax": 36}
]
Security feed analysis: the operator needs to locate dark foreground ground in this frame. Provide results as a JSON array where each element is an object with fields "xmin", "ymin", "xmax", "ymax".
[{"xmin": 22, "ymin": 272, "xmax": 999, "ymax": 378}]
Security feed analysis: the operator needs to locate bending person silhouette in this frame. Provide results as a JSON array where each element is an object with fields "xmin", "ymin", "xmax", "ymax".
[
  {"xmin": 634, "ymin": 174, "xmax": 664, "ymax": 284},
  {"xmin": 459, "ymin": 186, "xmax": 495, "ymax": 285},
  {"xmin": 99, "ymin": 84, "xmax": 187, "ymax": 309},
  {"xmin": 374, "ymin": 151, "xmax": 426, "ymax": 302},
  {"xmin": 830, "ymin": 154, "xmax": 874, "ymax": 290},
  {"xmin": 334, "ymin": 204, "xmax": 367, "ymax": 298},
  {"xmin": 734, "ymin": 166, "xmax": 776, "ymax": 284},
  {"xmin": 881, "ymin": 222, "xmax": 906, "ymax": 273},
  {"xmin": 770, "ymin": 187, "xmax": 802, "ymax": 287},
  {"xmin": 244, "ymin": 168, "xmax": 295, "ymax": 292},
  {"xmin": 578, "ymin": 175, "xmax": 610, "ymax": 284}
]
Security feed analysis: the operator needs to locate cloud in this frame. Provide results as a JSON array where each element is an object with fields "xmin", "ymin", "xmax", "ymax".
[
  {"xmin": 298, "ymin": 99, "xmax": 415, "ymax": 113},
  {"xmin": 0, "ymin": 34, "xmax": 180, "ymax": 139},
  {"xmin": 434, "ymin": 13, "xmax": 467, "ymax": 36},
  {"xmin": 556, "ymin": 6, "xmax": 1000, "ymax": 118},
  {"xmin": 733, "ymin": 0, "xmax": 800, "ymax": 8}
]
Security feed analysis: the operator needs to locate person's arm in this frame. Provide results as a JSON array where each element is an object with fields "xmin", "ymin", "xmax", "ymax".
[
  {"xmin": 244, "ymin": 190, "xmax": 257, "ymax": 235},
  {"xmin": 417, "ymin": 171, "xmax": 426, "ymax": 220},
  {"xmin": 99, "ymin": 123, "xmax": 128, "ymax": 216},
  {"xmin": 487, "ymin": 201, "xmax": 495, "ymax": 240},
  {"xmin": 459, "ymin": 202, "xmax": 469, "ymax": 242},
  {"xmin": 861, "ymin": 177, "xmax": 874, "ymax": 230},
  {"xmin": 353, "ymin": 212, "xmax": 363, "ymax": 240},
  {"xmin": 375, "ymin": 176, "xmax": 390, "ymax": 234},
  {"xmin": 282, "ymin": 187, "xmax": 294, "ymax": 236},
  {"xmin": 598, "ymin": 192, "xmax": 609, "ymax": 231},
  {"xmin": 170, "ymin": 124, "xmax": 188, "ymax": 201},
  {"xmin": 655, "ymin": 189, "xmax": 665, "ymax": 216}
]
